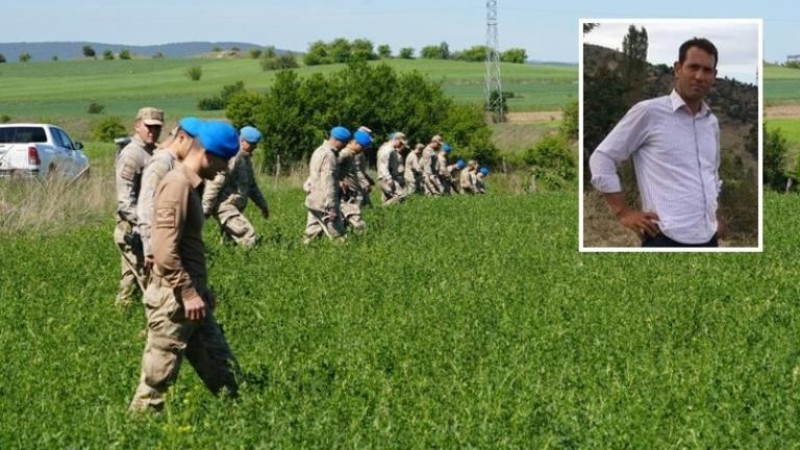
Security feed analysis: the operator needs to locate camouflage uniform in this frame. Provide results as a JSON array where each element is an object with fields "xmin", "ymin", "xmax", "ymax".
[
  {"xmin": 114, "ymin": 135, "xmax": 154, "ymax": 304},
  {"xmin": 404, "ymin": 150, "xmax": 423, "ymax": 195},
  {"xmin": 460, "ymin": 168, "xmax": 478, "ymax": 195},
  {"xmin": 476, "ymin": 173, "xmax": 487, "ymax": 194},
  {"xmin": 354, "ymin": 151, "xmax": 374, "ymax": 207},
  {"xmin": 130, "ymin": 162, "xmax": 239, "ymax": 412},
  {"xmin": 436, "ymin": 151, "xmax": 452, "ymax": 195},
  {"xmin": 337, "ymin": 146, "xmax": 366, "ymax": 232},
  {"xmin": 202, "ymin": 150, "xmax": 268, "ymax": 248},
  {"xmin": 421, "ymin": 145, "xmax": 442, "ymax": 196},
  {"xmin": 303, "ymin": 141, "xmax": 345, "ymax": 242},
  {"xmin": 377, "ymin": 142, "xmax": 406, "ymax": 205},
  {"xmin": 137, "ymin": 149, "xmax": 178, "ymax": 261}
]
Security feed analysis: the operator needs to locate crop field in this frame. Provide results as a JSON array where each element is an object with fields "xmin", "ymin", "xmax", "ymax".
[
  {"xmin": 3, "ymin": 160, "xmax": 800, "ymax": 446},
  {"xmin": 763, "ymin": 65, "xmax": 800, "ymax": 105},
  {"xmin": 0, "ymin": 58, "xmax": 577, "ymax": 120}
]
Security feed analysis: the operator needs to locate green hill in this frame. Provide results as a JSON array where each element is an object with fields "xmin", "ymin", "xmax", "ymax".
[{"xmin": 0, "ymin": 58, "xmax": 577, "ymax": 121}]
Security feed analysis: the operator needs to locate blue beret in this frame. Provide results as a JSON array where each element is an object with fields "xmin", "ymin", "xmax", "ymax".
[
  {"xmin": 330, "ymin": 126, "xmax": 351, "ymax": 142},
  {"xmin": 240, "ymin": 126, "xmax": 262, "ymax": 144},
  {"xmin": 443, "ymin": 144, "xmax": 451, "ymax": 153},
  {"xmin": 480, "ymin": 166, "xmax": 490, "ymax": 176},
  {"xmin": 354, "ymin": 130, "xmax": 372, "ymax": 147},
  {"xmin": 198, "ymin": 120, "xmax": 239, "ymax": 160},
  {"xmin": 456, "ymin": 159, "xmax": 466, "ymax": 169},
  {"xmin": 178, "ymin": 117, "xmax": 203, "ymax": 137}
]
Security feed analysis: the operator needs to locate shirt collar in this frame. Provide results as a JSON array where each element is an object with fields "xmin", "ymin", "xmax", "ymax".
[{"xmin": 669, "ymin": 89, "xmax": 711, "ymax": 117}]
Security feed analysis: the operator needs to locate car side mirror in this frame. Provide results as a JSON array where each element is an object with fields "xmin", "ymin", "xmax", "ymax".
[{"xmin": 74, "ymin": 141, "xmax": 84, "ymax": 150}]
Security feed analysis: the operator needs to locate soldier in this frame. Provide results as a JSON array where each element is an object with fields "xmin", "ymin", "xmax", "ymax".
[
  {"xmin": 449, "ymin": 158, "xmax": 467, "ymax": 194},
  {"xmin": 421, "ymin": 135, "xmax": 443, "ymax": 196},
  {"xmin": 114, "ymin": 107, "xmax": 164, "ymax": 308},
  {"xmin": 395, "ymin": 140, "xmax": 406, "ymax": 189},
  {"xmin": 303, "ymin": 126, "xmax": 351, "ymax": 243},
  {"xmin": 460, "ymin": 160, "xmax": 479, "ymax": 195},
  {"xmin": 436, "ymin": 143, "xmax": 453, "ymax": 195},
  {"xmin": 129, "ymin": 120, "xmax": 241, "ymax": 413},
  {"xmin": 404, "ymin": 143, "xmax": 424, "ymax": 195},
  {"xmin": 338, "ymin": 129, "xmax": 373, "ymax": 233},
  {"xmin": 354, "ymin": 127, "xmax": 376, "ymax": 207},
  {"xmin": 376, "ymin": 132, "xmax": 408, "ymax": 205},
  {"xmin": 476, "ymin": 166, "xmax": 490, "ymax": 194},
  {"xmin": 138, "ymin": 117, "xmax": 202, "ymax": 273},
  {"xmin": 202, "ymin": 126, "xmax": 269, "ymax": 248}
]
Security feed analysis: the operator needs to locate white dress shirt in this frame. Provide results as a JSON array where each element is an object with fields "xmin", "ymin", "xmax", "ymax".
[{"xmin": 589, "ymin": 90, "xmax": 721, "ymax": 244}]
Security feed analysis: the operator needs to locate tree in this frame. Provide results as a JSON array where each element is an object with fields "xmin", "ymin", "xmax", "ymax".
[
  {"xmin": 399, "ymin": 47, "xmax": 414, "ymax": 59},
  {"xmin": 621, "ymin": 25, "xmax": 648, "ymax": 105},
  {"xmin": 212, "ymin": 46, "xmax": 222, "ymax": 52},
  {"xmin": 329, "ymin": 38, "xmax": 352, "ymax": 63},
  {"xmin": 82, "ymin": 45, "xmax": 96, "ymax": 58},
  {"xmin": 764, "ymin": 125, "xmax": 789, "ymax": 191},
  {"xmin": 51, "ymin": 55, "xmax": 58, "ymax": 61},
  {"xmin": 304, "ymin": 40, "xmax": 329, "ymax": 66},
  {"xmin": 0, "ymin": 53, "xmax": 6, "ymax": 63},
  {"xmin": 152, "ymin": 52, "xmax": 165, "ymax": 59},
  {"xmin": 103, "ymin": 50, "xmax": 114, "ymax": 60},
  {"xmin": 350, "ymin": 38, "xmax": 376, "ymax": 62},
  {"xmin": 377, "ymin": 44, "xmax": 391, "ymax": 59},
  {"xmin": 455, "ymin": 45, "xmax": 488, "ymax": 62},
  {"xmin": 186, "ymin": 66, "xmax": 202, "ymax": 81},
  {"xmin": 583, "ymin": 23, "xmax": 599, "ymax": 34},
  {"xmin": 19, "ymin": 52, "xmax": 31, "ymax": 63},
  {"xmin": 261, "ymin": 52, "xmax": 299, "ymax": 71},
  {"xmin": 421, "ymin": 45, "xmax": 444, "ymax": 59},
  {"xmin": 119, "ymin": 49, "xmax": 132, "ymax": 60},
  {"xmin": 500, "ymin": 48, "xmax": 527, "ymax": 64},
  {"xmin": 249, "ymin": 49, "xmax": 262, "ymax": 59}
]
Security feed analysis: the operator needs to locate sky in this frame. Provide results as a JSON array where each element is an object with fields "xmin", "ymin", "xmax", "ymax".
[
  {"xmin": 583, "ymin": 20, "xmax": 760, "ymax": 84},
  {"xmin": 1, "ymin": 0, "xmax": 797, "ymax": 66}
]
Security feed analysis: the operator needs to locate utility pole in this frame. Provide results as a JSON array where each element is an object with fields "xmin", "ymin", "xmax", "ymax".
[{"xmin": 485, "ymin": 0, "xmax": 504, "ymax": 122}]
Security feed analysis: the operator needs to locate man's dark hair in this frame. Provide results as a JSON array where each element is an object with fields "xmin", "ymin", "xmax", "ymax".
[{"xmin": 678, "ymin": 37, "xmax": 718, "ymax": 68}]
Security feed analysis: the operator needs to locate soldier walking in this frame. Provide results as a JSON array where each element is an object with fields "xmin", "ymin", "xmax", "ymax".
[
  {"xmin": 114, "ymin": 107, "xmax": 164, "ymax": 307},
  {"xmin": 129, "ymin": 120, "xmax": 241, "ymax": 413},
  {"xmin": 337, "ymin": 129, "xmax": 373, "ymax": 233},
  {"xmin": 404, "ymin": 143, "xmax": 424, "ymax": 195},
  {"xmin": 376, "ymin": 132, "xmax": 408, "ymax": 205},
  {"xmin": 422, "ymin": 135, "xmax": 443, "ymax": 196},
  {"xmin": 303, "ymin": 126, "xmax": 351, "ymax": 243},
  {"xmin": 202, "ymin": 126, "xmax": 270, "ymax": 248}
]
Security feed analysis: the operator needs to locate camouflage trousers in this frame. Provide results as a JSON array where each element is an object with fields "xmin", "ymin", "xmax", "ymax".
[
  {"xmin": 405, "ymin": 175, "xmax": 422, "ymax": 196},
  {"xmin": 380, "ymin": 178, "xmax": 407, "ymax": 206},
  {"xmin": 340, "ymin": 197, "xmax": 365, "ymax": 233},
  {"xmin": 423, "ymin": 174, "xmax": 442, "ymax": 196},
  {"xmin": 113, "ymin": 221, "xmax": 148, "ymax": 306},
  {"xmin": 303, "ymin": 208, "xmax": 345, "ymax": 243},
  {"xmin": 214, "ymin": 207, "xmax": 257, "ymax": 248},
  {"xmin": 129, "ymin": 280, "xmax": 240, "ymax": 413}
]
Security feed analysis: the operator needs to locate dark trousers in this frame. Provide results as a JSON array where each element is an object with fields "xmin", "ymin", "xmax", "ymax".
[{"xmin": 642, "ymin": 233, "xmax": 719, "ymax": 248}]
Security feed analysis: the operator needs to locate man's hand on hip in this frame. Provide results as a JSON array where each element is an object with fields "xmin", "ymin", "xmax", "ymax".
[{"xmin": 618, "ymin": 210, "xmax": 661, "ymax": 237}]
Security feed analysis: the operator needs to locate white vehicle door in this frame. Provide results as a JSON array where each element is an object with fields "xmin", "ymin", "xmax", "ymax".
[{"xmin": 51, "ymin": 127, "xmax": 76, "ymax": 176}]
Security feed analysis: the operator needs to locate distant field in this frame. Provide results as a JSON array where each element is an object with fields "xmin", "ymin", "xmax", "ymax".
[
  {"xmin": 0, "ymin": 58, "xmax": 577, "ymax": 120},
  {"xmin": 766, "ymin": 118, "xmax": 800, "ymax": 144},
  {"xmin": 763, "ymin": 65, "xmax": 800, "ymax": 105}
]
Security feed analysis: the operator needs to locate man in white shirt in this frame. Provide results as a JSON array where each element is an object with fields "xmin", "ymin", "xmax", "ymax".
[{"xmin": 589, "ymin": 38, "xmax": 721, "ymax": 248}]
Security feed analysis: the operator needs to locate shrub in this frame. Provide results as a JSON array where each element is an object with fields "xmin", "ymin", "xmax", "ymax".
[
  {"xmin": 377, "ymin": 44, "xmax": 391, "ymax": 58},
  {"xmin": 261, "ymin": 53, "xmax": 299, "ymax": 71},
  {"xmin": 19, "ymin": 52, "xmax": 31, "ymax": 63},
  {"xmin": 186, "ymin": 66, "xmax": 202, "ymax": 81},
  {"xmin": 87, "ymin": 102, "xmax": 105, "ymax": 114},
  {"xmin": 249, "ymin": 49, "xmax": 262, "ymax": 59},
  {"xmin": 198, "ymin": 81, "xmax": 246, "ymax": 111},
  {"xmin": 560, "ymin": 99, "xmax": 578, "ymax": 141},
  {"xmin": 500, "ymin": 48, "xmax": 527, "ymax": 64},
  {"xmin": 399, "ymin": 47, "xmax": 414, "ymax": 59},
  {"xmin": 103, "ymin": 50, "xmax": 114, "ymax": 60},
  {"xmin": 0, "ymin": 53, "xmax": 5, "ymax": 63},
  {"xmin": 0, "ymin": 114, "xmax": 11, "ymax": 123},
  {"xmin": 764, "ymin": 125, "xmax": 789, "ymax": 191},
  {"xmin": 524, "ymin": 134, "xmax": 577, "ymax": 191},
  {"xmin": 119, "ymin": 49, "xmax": 132, "ymax": 60},
  {"xmin": 152, "ymin": 52, "xmax": 164, "ymax": 59},
  {"xmin": 92, "ymin": 116, "xmax": 127, "ymax": 142},
  {"xmin": 82, "ymin": 45, "xmax": 95, "ymax": 58}
]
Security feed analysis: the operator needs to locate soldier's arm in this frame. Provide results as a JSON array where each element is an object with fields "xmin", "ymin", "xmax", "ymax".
[
  {"xmin": 202, "ymin": 171, "xmax": 226, "ymax": 216},
  {"xmin": 322, "ymin": 152, "xmax": 338, "ymax": 211},
  {"xmin": 152, "ymin": 177, "xmax": 200, "ymax": 301},
  {"xmin": 116, "ymin": 154, "xmax": 140, "ymax": 225}
]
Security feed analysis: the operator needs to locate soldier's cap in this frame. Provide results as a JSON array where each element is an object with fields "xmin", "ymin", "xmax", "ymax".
[
  {"xmin": 240, "ymin": 126, "xmax": 262, "ymax": 144},
  {"xmin": 480, "ymin": 166, "xmax": 490, "ymax": 176},
  {"xmin": 330, "ymin": 126, "xmax": 351, "ymax": 142},
  {"xmin": 442, "ymin": 143, "xmax": 451, "ymax": 152},
  {"xmin": 415, "ymin": 143, "xmax": 424, "ymax": 150},
  {"xmin": 198, "ymin": 120, "xmax": 239, "ymax": 160},
  {"xmin": 431, "ymin": 134, "xmax": 443, "ymax": 143},
  {"xmin": 391, "ymin": 132, "xmax": 407, "ymax": 144},
  {"xmin": 456, "ymin": 159, "xmax": 466, "ymax": 169},
  {"xmin": 178, "ymin": 117, "xmax": 203, "ymax": 137},
  {"xmin": 354, "ymin": 130, "xmax": 373, "ymax": 147},
  {"xmin": 136, "ymin": 107, "xmax": 164, "ymax": 126}
]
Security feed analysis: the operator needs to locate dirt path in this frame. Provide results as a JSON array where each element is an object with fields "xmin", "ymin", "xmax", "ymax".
[
  {"xmin": 505, "ymin": 111, "xmax": 562, "ymax": 123},
  {"xmin": 765, "ymin": 105, "xmax": 800, "ymax": 119}
]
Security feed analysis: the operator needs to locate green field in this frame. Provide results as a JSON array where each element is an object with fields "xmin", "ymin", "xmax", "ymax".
[
  {"xmin": 767, "ymin": 118, "xmax": 800, "ymax": 143},
  {"xmin": 0, "ymin": 58, "xmax": 577, "ymax": 120},
  {"xmin": 4, "ymin": 171, "xmax": 800, "ymax": 446},
  {"xmin": 763, "ymin": 65, "xmax": 800, "ymax": 105}
]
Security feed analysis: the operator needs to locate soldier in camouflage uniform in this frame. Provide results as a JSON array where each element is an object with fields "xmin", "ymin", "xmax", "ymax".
[
  {"xmin": 114, "ymin": 107, "xmax": 163, "ymax": 307},
  {"xmin": 303, "ymin": 126, "xmax": 351, "ymax": 243},
  {"xmin": 476, "ymin": 166, "xmax": 490, "ymax": 194},
  {"xmin": 129, "ymin": 120, "xmax": 241, "ymax": 413},
  {"xmin": 436, "ymin": 143, "xmax": 453, "ymax": 195},
  {"xmin": 422, "ymin": 135, "xmax": 443, "ymax": 196},
  {"xmin": 460, "ymin": 160, "xmax": 479, "ymax": 195},
  {"xmin": 405, "ymin": 143, "xmax": 424, "ymax": 195},
  {"xmin": 337, "ymin": 129, "xmax": 373, "ymax": 233},
  {"xmin": 376, "ymin": 132, "xmax": 408, "ymax": 206},
  {"xmin": 137, "ymin": 117, "xmax": 202, "ymax": 272},
  {"xmin": 202, "ymin": 127, "xmax": 269, "ymax": 248},
  {"xmin": 354, "ymin": 126, "xmax": 376, "ymax": 207}
]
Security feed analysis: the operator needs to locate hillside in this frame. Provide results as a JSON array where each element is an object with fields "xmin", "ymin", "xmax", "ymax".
[{"xmin": 0, "ymin": 41, "xmax": 279, "ymax": 62}]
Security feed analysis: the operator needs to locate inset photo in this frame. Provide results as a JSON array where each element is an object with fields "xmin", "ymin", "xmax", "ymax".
[{"xmin": 579, "ymin": 19, "xmax": 762, "ymax": 252}]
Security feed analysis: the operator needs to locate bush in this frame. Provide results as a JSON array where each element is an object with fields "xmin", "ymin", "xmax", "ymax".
[
  {"xmin": 399, "ymin": 47, "xmax": 414, "ymax": 59},
  {"xmin": 0, "ymin": 53, "xmax": 5, "ymax": 63},
  {"xmin": 198, "ymin": 81, "xmax": 246, "ymax": 111},
  {"xmin": 523, "ymin": 134, "xmax": 577, "ymax": 191},
  {"xmin": 500, "ymin": 48, "xmax": 527, "ymax": 64},
  {"xmin": 0, "ymin": 114, "xmax": 11, "ymax": 123},
  {"xmin": 103, "ymin": 50, "xmax": 114, "ymax": 60},
  {"xmin": 764, "ymin": 125, "xmax": 789, "ymax": 191},
  {"xmin": 249, "ymin": 49, "xmax": 262, "ymax": 59},
  {"xmin": 560, "ymin": 99, "xmax": 578, "ymax": 141},
  {"xmin": 261, "ymin": 53, "xmax": 299, "ymax": 71},
  {"xmin": 119, "ymin": 49, "xmax": 131, "ymax": 60},
  {"xmin": 92, "ymin": 116, "xmax": 127, "ymax": 142},
  {"xmin": 87, "ymin": 102, "xmax": 105, "ymax": 114},
  {"xmin": 186, "ymin": 66, "xmax": 202, "ymax": 81}
]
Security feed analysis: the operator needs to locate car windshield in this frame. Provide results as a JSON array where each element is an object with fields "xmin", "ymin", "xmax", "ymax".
[{"xmin": 0, "ymin": 127, "xmax": 48, "ymax": 144}]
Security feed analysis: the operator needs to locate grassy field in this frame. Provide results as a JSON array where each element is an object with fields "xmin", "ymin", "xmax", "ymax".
[
  {"xmin": 3, "ymin": 160, "xmax": 800, "ymax": 446},
  {"xmin": 0, "ymin": 58, "xmax": 577, "ymax": 120},
  {"xmin": 764, "ymin": 65, "xmax": 800, "ymax": 105}
]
